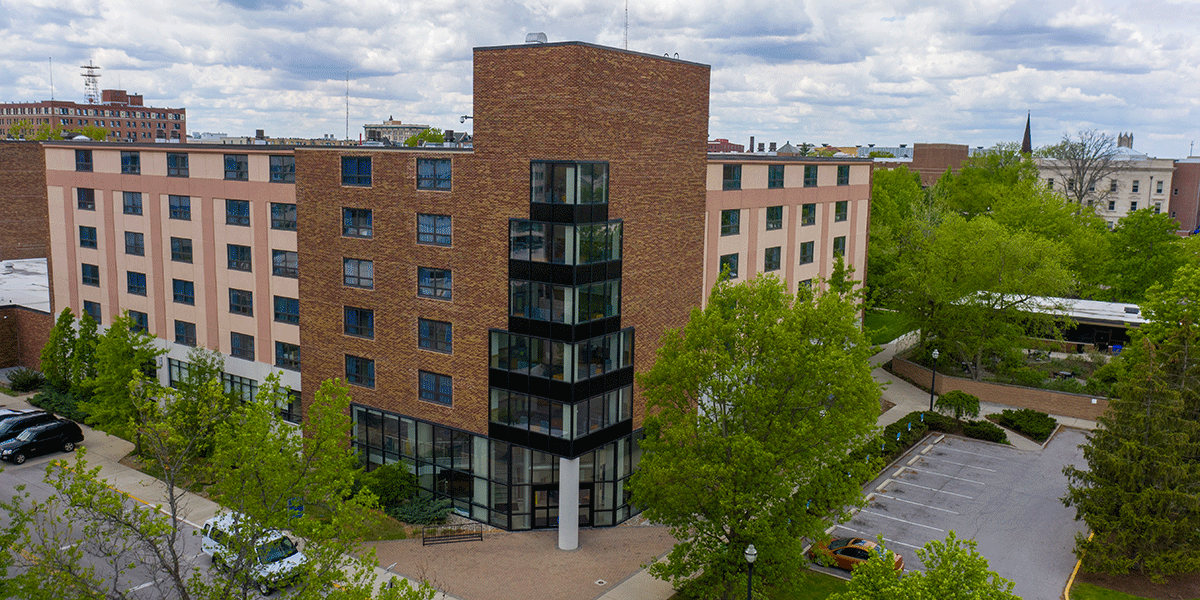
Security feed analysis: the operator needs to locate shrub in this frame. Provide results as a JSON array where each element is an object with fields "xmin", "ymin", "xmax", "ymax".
[
  {"xmin": 29, "ymin": 388, "xmax": 89, "ymax": 422},
  {"xmin": 6, "ymin": 367, "xmax": 45, "ymax": 393},
  {"xmin": 1045, "ymin": 377, "xmax": 1086, "ymax": 394},
  {"xmin": 358, "ymin": 462, "xmax": 419, "ymax": 509},
  {"xmin": 1005, "ymin": 367, "xmax": 1047, "ymax": 388},
  {"xmin": 387, "ymin": 495, "xmax": 453, "ymax": 525},
  {"xmin": 920, "ymin": 410, "xmax": 958, "ymax": 433},
  {"xmin": 935, "ymin": 390, "xmax": 980, "ymax": 421},
  {"xmin": 963, "ymin": 420, "xmax": 1008, "ymax": 444},
  {"xmin": 996, "ymin": 409, "xmax": 1057, "ymax": 442}
]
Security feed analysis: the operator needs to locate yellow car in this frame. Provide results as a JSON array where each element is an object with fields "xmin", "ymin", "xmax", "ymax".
[{"xmin": 808, "ymin": 537, "xmax": 904, "ymax": 572}]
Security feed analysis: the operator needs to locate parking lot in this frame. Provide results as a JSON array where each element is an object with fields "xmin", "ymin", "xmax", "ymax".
[{"xmin": 820, "ymin": 428, "xmax": 1089, "ymax": 600}]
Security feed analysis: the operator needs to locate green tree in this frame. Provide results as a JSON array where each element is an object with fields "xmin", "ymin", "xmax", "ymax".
[
  {"xmin": 829, "ymin": 532, "xmax": 1019, "ymax": 600},
  {"xmin": 1101, "ymin": 209, "xmax": 1184, "ymax": 303},
  {"xmin": 70, "ymin": 312, "xmax": 99, "ymax": 391},
  {"xmin": 935, "ymin": 144, "xmax": 1039, "ymax": 219},
  {"xmin": 1037, "ymin": 130, "xmax": 1126, "ymax": 208},
  {"xmin": 935, "ymin": 390, "xmax": 981, "ymax": 421},
  {"xmin": 169, "ymin": 347, "xmax": 239, "ymax": 456},
  {"xmin": 39, "ymin": 308, "xmax": 77, "ymax": 393},
  {"xmin": 78, "ymin": 311, "xmax": 165, "ymax": 451},
  {"xmin": 67, "ymin": 125, "xmax": 109, "ymax": 141},
  {"xmin": 1063, "ymin": 265, "xmax": 1200, "ymax": 582},
  {"xmin": 403, "ymin": 127, "xmax": 444, "ymax": 147},
  {"xmin": 629, "ymin": 275, "xmax": 880, "ymax": 599},
  {"xmin": 866, "ymin": 166, "xmax": 936, "ymax": 306}
]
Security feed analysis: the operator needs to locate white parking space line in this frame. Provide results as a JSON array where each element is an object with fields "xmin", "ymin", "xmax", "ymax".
[
  {"xmin": 904, "ymin": 467, "xmax": 985, "ymax": 485},
  {"xmin": 874, "ymin": 493, "xmax": 960, "ymax": 514},
  {"xmin": 837, "ymin": 525, "xmax": 924, "ymax": 550},
  {"xmin": 859, "ymin": 510, "xmax": 945, "ymax": 532},
  {"xmin": 888, "ymin": 479, "xmax": 975, "ymax": 499},
  {"xmin": 939, "ymin": 445, "xmax": 1002, "ymax": 459},
  {"xmin": 919, "ymin": 455, "xmax": 997, "ymax": 472}
]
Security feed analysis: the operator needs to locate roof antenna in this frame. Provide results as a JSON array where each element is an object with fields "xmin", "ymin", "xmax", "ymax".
[
  {"xmin": 49, "ymin": 57, "xmax": 54, "ymax": 101},
  {"xmin": 345, "ymin": 71, "xmax": 349, "ymax": 141},
  {"xmin": 624, "ymin": 0, "xmax": 628, "ymax": 49}
]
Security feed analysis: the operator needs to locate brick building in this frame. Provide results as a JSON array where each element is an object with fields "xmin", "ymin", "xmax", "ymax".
[
  {"xmin": 0, "ymin": 141, "xmax": 51, "ymax": 260},
  {"xmin": 1, "ymin": 89, "xmax": 186, "ymax": 143},
  {"xmin": 1172, "ymin": 158, "xmax": 1200, "ymax": 234}
]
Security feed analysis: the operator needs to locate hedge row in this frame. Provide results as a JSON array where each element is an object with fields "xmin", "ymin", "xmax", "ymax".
[{"xmin": 995, "ymin": 408, "xmax": 1057, "ymax": 443}]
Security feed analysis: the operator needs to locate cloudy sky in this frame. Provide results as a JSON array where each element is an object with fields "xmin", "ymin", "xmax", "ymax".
[{"xmin": 3, "ymin": 0, "xmax": 1198, "ymax": 158}]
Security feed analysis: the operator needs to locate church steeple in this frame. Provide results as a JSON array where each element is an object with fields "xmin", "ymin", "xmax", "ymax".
[{"xmin": 1021, "ymin": 112, "xmax": 1032, "ymax": 154}]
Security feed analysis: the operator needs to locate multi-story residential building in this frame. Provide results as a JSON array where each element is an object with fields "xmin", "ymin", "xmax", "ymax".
[
  {"xmin": 2, "ymin": 89, "xmax": 186, "ymax": 142},
  {"xmin": 704, "ymin": 155, "xmax": 872, "ymax": 296},
  {"xmin": 40, "ymin": 41, "xmax": 709, "ymax": 549},
  {"xmin": 362, "ymin": 118, "xmax": 431, "ymax": 145},
  {"xmin": 1036, "ymin": 137, "xmax": 1175, "ymax": 228}
]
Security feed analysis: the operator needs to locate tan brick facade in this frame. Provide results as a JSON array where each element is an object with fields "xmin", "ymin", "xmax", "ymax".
[{"xmin": 0, "ymin": 142, "xmax": 50, "ymax": 260}]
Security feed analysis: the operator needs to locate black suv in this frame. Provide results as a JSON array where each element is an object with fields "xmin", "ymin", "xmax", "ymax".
[
  {"xmin": 0, "ymin": 420, "xmax": 84, "ymax": 464},
  {"xmin": 0, "ymin": 411, "xmax": 57, "ymax": 444}
]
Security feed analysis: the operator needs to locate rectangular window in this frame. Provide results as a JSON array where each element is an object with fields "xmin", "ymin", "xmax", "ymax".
[
  {"xmin": 79, "ymin": 226, "xmax": 97, "ymax": 249},
  {"xmin": 171, "ymin": 237, "xmax": 193, "ymax": 263},
  {"xmin": 418, "ymin": 319, "xmax": 452, "ymax": 353},
  {"xmin": 225, "ymin": 199, "xmax": 250, "ymax": 226},
  {"xmin": 270, "ymin": 203, "xmax": 297, "ymax": 230},
  {"xmin": 766, "ymin": 206, "xmax": 783, "ymax": 230},
  {"xmin": 272, "ymin": 250, "xmax": 298, "ymax": 278},
  {"xmin": 124, "ymin": 231, "xmax": 144, "ymax": 256},
  {"xmin": 837, "ymin": 165, "xmax": 850, "ymax": 186},
  {"xmin": 75, "ymin": 149, "xmax": 93, "ymax": 172},
  {"xmin": 764, "ymin": 247, "xmax": 781, "ymax": 272},
  {"xmin": 77, "ymin": 188, "xmax": 95, "ymax": 210},
  {"xmin": 344, "ymin": 306, "xmax": 375, "ymax": 338},
  {"xmin": 168, "ymin": 195, "xmax": 191, "ymax": 220},
  {"xmin": 270, "ymin": 155, "xmax": 295, "ymax": 183},
  {"xmin": 81, "ymin": 263, "xmax": 100, "ymax": 286},
  {"xmin": 530, "ymin": 161, "xmax": 608, "ymax": 204},
  {"xmin": 1157, "ymin": 180, "xmax": 1164, "ymax": 194},
  {"xmin": 419, "ymin": 371, "xmax": 452, "ymax": 406},
  {"xmin": 278, "ymin": 391, "xmax": 302, "ymax": 424},
  {"xmin": 123, "ymin": 191, "xmax": 143, "ymax": 215},
  {"xmin": 801, "ymin": 203, "xmax": 816, "ymax": 226},
  {"xmin": 1110, "ymin": 179, "xmax": 1118, "ymax": 193},
  {"xmin": 224, "ymin": 154, "xmax": 249, "ymax": 180},
  {"xmin": 342, "ymin": 208, "xmax": 373, "ymax": 238},
  {"xmin": 222, "ymin": 373, "xmax": 258, "ymax": 403},
  {"xmin": 417, "ymin": 213, "xmax": 452, "ymax": 246},
  {"xmin": 1131, "ymin": 201, "xmax": 1138, "ymax": 211},
  {"xmin": 341, "ymin": 156, "xmax": 372, "ymax": 186},
  {"xmin": 833, "ymin": 236, "xmax": 847, "ymax": 257},
  {"xmin": 417, "ymin": 267, "xmax": 452, "ymax": 300},
  {"xmin": 1046, "ymin": 178, "xmax": 1054, "ymax": 189},
  {"xmin": 1068, "ymin": 178, "xmax": 1076, "ymax": 191},
  {"xmin": 1108, "ymin": 200, "xmax": 1116, "ymax": 211},
  {"xmin": 834, "ymin": 200, "xmax": 848, "ymax": 222},
  {"xmin": 1132, "ymin": 180, "xmax": 1140, "ymax": 193},
  {"xmin": 227, "ymin": 244, "xmax": 252, "ymax": 271},
  {"xmin": 346, "ymin": 355, "xmax": 375, "ymax": 388},
  {"xmin": 120, "ymin": 151, "xmax": 140, "ymax": 174},
  {"xmin": 83, "ymin": 301, "xmax": 101, "ymax": 324},
  {"xmin": 174, "ymin": 320, "xmax": 196, "ymax": 346},
  {"xmin": 768, "ymin": 164, "xmax": 784, "ymax": 189},
  {"xmin": 720, "ymin": 209, "xmax": 740, "ymax": 236},
  {"xmin": 172, "ymin": 279, "xmax": 195, "ymax": 305},
  {"xmin": 229, "ymin": 288, "xmax": 254, "ymax": 316},
  {"xmin": 722, "ymin": 164, "xmax": 741, "ymax": 190},
  {"xmin": 275, "ymin": 342, "xmax": 301, "ymax": 371},
  {"xmin": 1088, "ymin": 181, "xmax": 1096, "ymax": 192},
  {"xmin": 417, "ymin": 158, "xmax": 452, "ymax": 190},
  {"xmin": 719, "ymin": 253, "xmax": 739, "ymax": 279},
  {"xmin": 803, "ymin": 165, "xmax": 817, "ymax": 187},
  {"xmin": 274, "ymin": 296, "xmax": 300, "ymax": 325},
  {"xmin": 230, "ymin": 332, "xmax": 255, "ymax": 360},
  {"xmin": 129, "ymin": 311, "xmax": 149, "ymax": 333},
  {"xmin": 344, "ymin": 259, "xmax": 374, "ymax": 289},
  {"xmin": 167, "ymin": 153, "xmax": 189, "ymax": 177},
  {"xmin": 799, "ymin": 241, "xmax": 815, "ymax": 264},
  {"xmin": 127, "ymin": 271, "xmax": 147, "ymax": 296},
  {"xmin": 1155, "ymin": 203, "xmax": 1162, "ymax": 214}
]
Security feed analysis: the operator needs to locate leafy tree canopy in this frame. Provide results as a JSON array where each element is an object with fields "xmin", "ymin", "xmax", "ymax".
[
  {"xmin": 1101, "ymin": 209, "xmax": 1184, "ymax": 303},
  {"xmin": 829, "ymin": 532, "xmax": 1019, "ymax": 600},
  {"xmin": 403, "ymin": 127, "xmax": 444, "ymax": 147}
]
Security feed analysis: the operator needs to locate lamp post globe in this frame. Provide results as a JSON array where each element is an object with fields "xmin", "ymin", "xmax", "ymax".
[
  {"xmin": 930, "ymin": 349, "xmax": 940, "ymax": 412},
  {"xmin": 744, "ymin": 544, "xmax": 757, "ymax": 600}
]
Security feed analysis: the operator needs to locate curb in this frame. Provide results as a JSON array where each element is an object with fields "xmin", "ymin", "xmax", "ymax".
[{"xmin": 1063, "ymin": 532, "xmax": 1093, "ymax": 600}]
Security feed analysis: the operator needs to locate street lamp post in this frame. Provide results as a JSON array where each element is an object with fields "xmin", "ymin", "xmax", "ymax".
[
  {"xmin": 929, "ymin": 349, "xmax": 940, "ymax": 412},
  {"xmin": 744, "ymin": 544, "xmax": 757, "ymax": 600}
]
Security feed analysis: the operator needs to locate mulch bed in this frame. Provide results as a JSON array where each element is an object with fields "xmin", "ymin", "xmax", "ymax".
[{"xmin": 1077, "ymin": 569, "xmax": 1200, "ymax": 599}]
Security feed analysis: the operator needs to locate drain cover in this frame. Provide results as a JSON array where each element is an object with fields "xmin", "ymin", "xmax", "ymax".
[{"xmin": 595, "ymin": 580, "xmax": 607, "ymax": 586}]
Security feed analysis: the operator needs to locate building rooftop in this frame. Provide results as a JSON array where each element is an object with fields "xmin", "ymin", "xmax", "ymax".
[
  {"xmin": 0, "ymin": 258, "xmax": 50, "ymax": 313},
  {"xmin": 1030, "ymin": 296, "xmax": 1146, "ymax": 327}
]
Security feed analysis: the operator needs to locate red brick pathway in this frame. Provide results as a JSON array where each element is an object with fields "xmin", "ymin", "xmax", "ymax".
[{"xmin": 365, "ymin": 526, "xmax": 676, "ymax": 600}]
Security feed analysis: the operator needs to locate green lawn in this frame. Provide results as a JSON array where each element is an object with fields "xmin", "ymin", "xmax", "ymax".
[
  {"xmin": 1071, "ymin": 581, "xmax": 1198, "ymax": 600},
  {"xmin": 863, "ymin": 309, "xmax": 912, "ymax": 346}
]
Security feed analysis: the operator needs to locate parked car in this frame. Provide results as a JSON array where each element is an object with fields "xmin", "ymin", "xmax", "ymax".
[
  {"xmin": 808, "ymin": 537, "xmax": 904, "ymax": 572},
  {"xmin": 201, "ymin": 512, "xmax": 307, "ymax": 596},
  {"xmin": 0, "ymin": 411, "xmax": 59, "ymax": 444},
  {"xmin": 0, "ymin": 420, "xmax": 84, "ymax": 464}
]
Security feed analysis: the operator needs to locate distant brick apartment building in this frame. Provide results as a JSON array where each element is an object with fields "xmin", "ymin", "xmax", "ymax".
[{"xmin": 2, "ymin": 89, "xmax": 186, "ymax": 142}]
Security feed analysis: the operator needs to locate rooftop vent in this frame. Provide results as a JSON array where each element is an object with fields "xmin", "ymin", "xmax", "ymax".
[
  {"xmin": 1124, "ymin": 306, "xmax": 1140, "ymax": 315},
  {"xmin": 526, "ymin": 32, "xmax": 547, "ymax": 44}
]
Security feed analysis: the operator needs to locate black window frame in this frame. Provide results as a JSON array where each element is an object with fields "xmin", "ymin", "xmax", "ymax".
[
  {"xmin": 224, "ymin": 154, "xmax": 249, "ymax": 181},
  {"xmin": 418, "ymin": 318, "xmax": 452, "ymax": 354},
  {"xmin": 418, "ymin": 370, "xmax": 452, "ymax": 406},
  {"xmin": 344, "ymin": 306, "xmax": 375, "ymax": 338},
  {"xmin": 341, "ymin": 156, "xmax": 372, "ymax": 187},
  {"xmin": 719, "ymin": 253, "xmax": 739, "ymax": 279},
  {"xmin": 720, "ymin": 209, "xmax": 740, "ymax": 236},
  {"xmin": 77, "ymin": 188, "xmax": 95, "ymax": 210},
  {"xmin": 836, "ymin": 165, "xmax": 850, "ymax": 186},
  {"xmin": 174, "ymin": 320, "xmax": 197, "ymax": 346},
  {"xmin": 799, "ymin": 241, "xmax": 815, "ymax": 264},
  {"xmin": 417, "ymin": 267, "xmax": 452, "ymax": 300},
  {"xmin": 230, "ymin": 332, "xmax": 255, "ymax": 360},
  {"xmin": 120, "ymin": 151, "xmax": 140, "ymax": 175},
  {"xmin": 79, "ymin": 226, "xmax": 97, "ymax": 249},
  {"xmin": 342, "ymin": 208, "xmax": 373, "ymax": 238},
  {"xmin": 803, "ymin": 165, "xmax": 817, "ymax": 187},
  {"xmin": 168, "ymin": 195, "xmax": 191, "ymax": 220},
  {"xmin": 416, "ymin": 158, "xmax": 452, "ymax": 190},
  {"xmin": 834, "ymin": 200, "xmax": 849, "ymax": 222},
  {"xmin": 274, "ymin": 296, "xmax": 300, "ymax": 325},
  {"xmin": 123, "ymin": 191, "xmax": 143, "ymax": 215},
  {"xmin": 269, "ymin": 155, "xmax": 295, "ymax": 183},
  {"xmin": 275, "ymin": 341, "xmax": 301, "ymax": 371},
  {"xmin": 225, "ymin": 199, "xmax": 250, "ymax": 226},
  {"xmin": 417, "ymin": 213, "xmax": 452, "ymax": 246},
  {"xmin": 124, "ymin": 231, "xmax": 145, "ymax": 256},
  {"xmin": 270, "ymin": 202, "xmax": 297, "ymax": 231},
  {"xmin": 83, "ymin": 301, "xmax": 101, "ymax": 324},
  {"xmin": 346, "ymin": 355, "xmax": 375, "ymax": 388},
  {"xmin": 127, "ymin": 271, "xmax": 147, "ymax": 296},
  {"xmin": 833, "ymin": 236, "xmax": 847, "ymax": 257},
  {"xmin": 171, "ymin": 237, "xmax": 193, "ymax": 263},
  {"xmin": 343, "ymin": 258, "xmax": 374, "ymax": 289},
  {"xmin": 272, "ymin": 250, "xmax": 299, "ymax": 278},
  {"xmin": 801, "ymin": 203, "xmax": 816, "ymax": 226},
  {"xmin": 766, "ymin": 206, "xmax": 783, "ymax": 230},
  {"xmin": 227, "ymin": 244, "xmax": 252, "ymax": 272},
  {"xmin": 81, "ymin": 263, "xmax": 100, "ymax": 287},
  {"xmin": 172, "ymin": 279, "xmax": 195, "ymax": 305},
  {"xmin": 768, "ymin": 164, "xmax": 784, "ymax": 189},
  {"xmin": 167, "ymin": 153, "xmax": 189, "ymax": 177},
  {"xmin": 722, "ymin": 164, "xmax": 741, "ymax": 190},
  {"xmin": 764, "ymin": 246, "xmax": 781, "ymax": 272},
  {"xmin": 229, "ymin": 288, "xmax": 254, "ymax": 317},
  {"xmin": 75, "ymin": 149, "xmax": 93, "ymax": 172},
  {"xmin": 129, "ymin": 310, "xmax": 149, "ymax": 334}
]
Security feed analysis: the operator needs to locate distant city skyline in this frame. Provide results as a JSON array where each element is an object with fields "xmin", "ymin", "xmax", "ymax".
[{"xmin": 2, "ymin": 0, "xmax": 1197, "ymax": 158}]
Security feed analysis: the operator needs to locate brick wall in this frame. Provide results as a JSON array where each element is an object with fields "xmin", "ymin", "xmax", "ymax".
[
  {"xmin": 0, "ymin": 142, "xmax": 50, "ymax": 260},
  {"xmin": 892, "ymin": 354, "xmax": 1110, "ymax": 421},
  {"xmin": 0, "ymin": 306, "xmax": 53, "ymax": 369}
]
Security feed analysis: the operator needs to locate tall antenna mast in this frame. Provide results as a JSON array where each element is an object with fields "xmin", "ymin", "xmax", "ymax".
[
  {"xmin": 624, "ymin": 0, "xmax": 628, "ymax": 49},
  {"xmin": 345, "ymin": 71, "xmax": 349, "ymax": 141},
  {"xmin": 49, "ymin": 57, "xmax": 54, "ymax": 101},
  {"xmin": 81, "ymin": 61, "xmax": 101, "ymax": 104}
]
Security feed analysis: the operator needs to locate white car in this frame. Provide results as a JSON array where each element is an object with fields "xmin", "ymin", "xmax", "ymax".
[{"xmin": 200, "ymin": 512, "xmax": 306, "ymax": 596}]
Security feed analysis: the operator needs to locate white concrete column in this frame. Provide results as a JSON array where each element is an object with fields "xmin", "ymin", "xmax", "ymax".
[{"xmin": 558, "ymin": 456, "xmax": 580, "ymax": 550}]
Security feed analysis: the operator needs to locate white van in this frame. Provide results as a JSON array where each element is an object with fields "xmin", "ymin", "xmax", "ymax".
[{"xmin": 200, "ymin": 512, "xmax": 307, "ymax": 596}]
